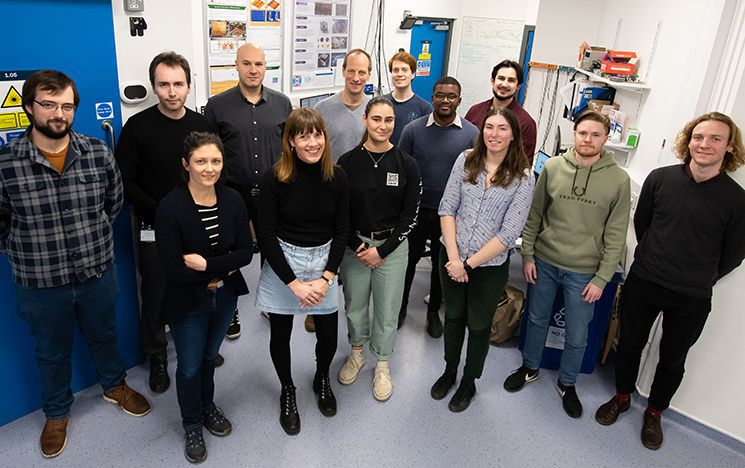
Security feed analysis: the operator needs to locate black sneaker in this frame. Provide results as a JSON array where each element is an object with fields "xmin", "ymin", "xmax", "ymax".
[
  {"xmin": 430, "ymin": 369, "xmax": 457, "ymax": 400},
  {"xmin": 503, "ymin": 365, "xmax": 540, "ymax": 392},
  {"xmin": 556, "ymin": 380, "xmax": 583, "ymax": 418},
  {"xmin": 448, "ymin": 379, "xmax": 476, "ymax": 413},
  {"xmin": 184, "ymin": 428, "xmax": 207, "ymax": 464},
  {"xmin": 214, "ymin": 353, "xmax": 224, "ymax": 367},
  {"xmin": 225, "ymin": 311, "xmax": 240, "ymax": 340},
  {"xmin": 203, "ymin": 406, "xmax": 232, "ymax": 437}
]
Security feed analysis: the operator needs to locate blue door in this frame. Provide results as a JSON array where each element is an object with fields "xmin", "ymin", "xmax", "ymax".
[
  {"xmin": 409, "ymin": 21, "xmax": 450, "ymax": 104},
  {"xmin": 0, "ymin": 0, "xmax": 141, "ymax": 426}
]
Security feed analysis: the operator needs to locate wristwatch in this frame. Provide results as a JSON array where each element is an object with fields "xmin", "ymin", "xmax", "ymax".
[
  {"xmin": 463, "ymin": 258, "xmax": 474, "ymax": 273},
  {"xmin": 322, "ymin": 274, "xmax": 335, "ymax": 285}
]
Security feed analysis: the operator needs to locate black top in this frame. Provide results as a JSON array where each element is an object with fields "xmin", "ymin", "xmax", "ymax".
[
  {"xmin": 205, "ymin": 86, "xmax": 293, "ymax": 191},
  {"xmin": 155, "ymin": 183, "xmax": 253, "ymax": 324},
  {"xmin": 257, "ymin": 157, "xmax": 349, "ymax": 284},
  {"xmin": 337, "ymin": 145, "xmax": 421, "ymax": 258},
  {"xmin": 115, "ymin": 105, "xmax": 216, "ymax": 225},
  {"xmin": 630, "ymin": 164, "xmax": 745, "ymax": 298}
]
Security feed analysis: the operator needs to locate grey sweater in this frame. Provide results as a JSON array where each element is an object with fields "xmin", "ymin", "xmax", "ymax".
[{"xmin": 314, "ymin": 92, "xmax": 370, "ymax": 162}]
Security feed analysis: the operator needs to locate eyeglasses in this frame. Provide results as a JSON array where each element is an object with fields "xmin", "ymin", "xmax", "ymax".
[
  {"xmin": 433, "ymin": 93, "xmax": 459, "ymax": 102},
  {"xmin": 34, "ymin": 100, "xmax": 76, "ymax": 113}
]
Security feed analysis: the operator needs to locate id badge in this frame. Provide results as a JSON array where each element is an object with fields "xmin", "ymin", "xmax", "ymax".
[{"xmin": 140, "ymin": 228, "xmax": 155, "ymax": 243}]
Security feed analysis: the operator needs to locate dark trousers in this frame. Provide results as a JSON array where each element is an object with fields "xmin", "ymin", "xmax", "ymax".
[
  {"xmin": 269, "ymin": 312, "xmax": 338, "ymax": 386},
  {"xmin": 170, "ymin": 286, "xmax": 237, "ymax": 431},
  {"xmin": 15, "ymin": 266, "xmax": 126, "ymax": 419},
  {"xmin": 137, "ymin": 240, "xmax": 167, "ymax": 360},
  {"xmin": 238, "ymin": 187, "xmax": 263, "ymax": 264},
  {"xmin": 439, "ymin": 246, "xmax": 509, "ymax": 379},
  {"xmin": 614, "ymin": 271, "xmax": 711, "ymax": 411},
  {"xmin": 401, "ymin": 207, "xmax": 442, "ymax": 314}
]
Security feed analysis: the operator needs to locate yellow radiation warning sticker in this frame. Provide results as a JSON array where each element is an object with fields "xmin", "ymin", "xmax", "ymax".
[{"xmin": 2, "ymin": 86, "xmax": 22, "ymax": 108}]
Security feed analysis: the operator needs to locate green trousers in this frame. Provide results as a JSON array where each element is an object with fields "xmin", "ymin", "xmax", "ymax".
[{"xmin": 439, "ymin": 245, "xmax": 509, "ymax": 378}]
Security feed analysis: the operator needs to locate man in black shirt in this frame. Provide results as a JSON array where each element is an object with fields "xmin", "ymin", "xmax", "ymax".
[
  {"xmin": 594, "ymin": 112, "xmax": 745, "ymax": 450},
  {"xmin": 205, "ymin": 43, "xmax": 293, "ymax": 336},
  {"xmin": 116, "ymin": 52, "xmax": 216, "ymax": 393}
]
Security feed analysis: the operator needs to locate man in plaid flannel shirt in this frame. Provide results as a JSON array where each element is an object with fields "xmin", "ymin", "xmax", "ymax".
[{"xmin": 0, "ymin": 70, "xmax": 150, "ymax": 459}]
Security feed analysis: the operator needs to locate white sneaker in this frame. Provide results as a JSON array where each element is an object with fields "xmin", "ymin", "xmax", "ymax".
[
  {"xmin": 338, "ymin": 350, "xmax": 365, "ymax": 385},
  {"xmin": 373, "ymin": 367, "xmax": 392, "ymax": 401}
]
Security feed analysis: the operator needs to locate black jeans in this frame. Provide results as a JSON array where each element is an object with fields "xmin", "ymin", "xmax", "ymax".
[
  {"xmin": 269, "ymin": 312, "xmax": 338, "ymax": 386},
  {"xmin": 614, "ymin": 272, "xmax": 711, "ymax": 411},
  {"xmin": 401, "ymin": 207, "xmax": 442, "ymax": 314},
  {"xmin": 137, "ymin": 238, "xmax": 167, "ymax": 360}
]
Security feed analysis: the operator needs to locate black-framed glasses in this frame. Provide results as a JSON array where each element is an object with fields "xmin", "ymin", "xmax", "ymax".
[
  {"xmin": 433, "ymin": 93, "xmax": 459, "ymax": 102},
  {"xmin": 34, "ymin": 100, "xmax": 76, "ymax": 113}
]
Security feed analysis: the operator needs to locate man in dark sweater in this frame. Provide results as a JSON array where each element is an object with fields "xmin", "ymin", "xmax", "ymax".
[
  {"xmin": 464, "ymin": 60, "xmax": 537, "ymax": 166},
  {"xmin": 398, "ymin": 77, "xmax": 478, "ymax": 337},
  {"xmin": 115, "ymin": 52, "xmax": 216, "ymax": 393},
  {"xmin": 594, "ymin": 112, "xmax": 745, "ymax": 450}
]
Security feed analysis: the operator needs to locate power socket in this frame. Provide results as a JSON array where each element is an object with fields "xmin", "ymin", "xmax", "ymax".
[{"xmin": 125, "ymin": 0, "xmax": 144, "ymax": 12}]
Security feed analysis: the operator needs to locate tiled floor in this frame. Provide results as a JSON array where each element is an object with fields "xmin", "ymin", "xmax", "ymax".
[{"xmin": 1, "ymin": 259, "xmax": 743, "ymax": 467}]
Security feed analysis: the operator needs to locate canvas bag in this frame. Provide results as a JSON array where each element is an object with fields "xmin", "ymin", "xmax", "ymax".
[{"xmin": 490, "ymin": 285, "xmax": 525, "ymax": 345}]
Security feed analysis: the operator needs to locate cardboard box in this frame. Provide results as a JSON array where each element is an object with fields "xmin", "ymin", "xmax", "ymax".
[
  {"xmin": 587, "ymin": 100, "xmax": 620, "ymax": 114},
  {"xmin": 608, "ymin": 50, "xmax": 637, "ymax": 60},
  {"xmin": 578, "ymin": 42, "xmax": 607, "ymax": 70},
  {"xmin": 600, "ymin": 60, "xmax": 638, "ymax": 76}
]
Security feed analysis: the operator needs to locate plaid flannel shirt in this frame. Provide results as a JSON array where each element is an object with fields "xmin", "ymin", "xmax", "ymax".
[{"xmin": 0, "ymin": 129, "xmax": 123, "ymax": 288}]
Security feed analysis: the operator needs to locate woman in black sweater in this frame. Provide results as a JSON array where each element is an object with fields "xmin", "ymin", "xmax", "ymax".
[
  {"xmin": 336, "ymin": 97, "xmax": 420, "ymax": 401},
  {"xmin": 256, "ymin": 108, "xmax": 349, "ymax": 435},
  {"xmin": 155, "ymin": 132, "xmax": 253, "ymax": 463}
]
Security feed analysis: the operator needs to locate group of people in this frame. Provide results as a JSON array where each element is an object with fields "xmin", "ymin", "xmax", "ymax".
[{"xmin": 1, "ymin": 42, "xmax": 743, "ymax": 464}]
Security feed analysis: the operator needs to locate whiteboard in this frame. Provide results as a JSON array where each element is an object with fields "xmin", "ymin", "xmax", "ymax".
[{"xmin": 456, "ymin": 17, "xmax": 524, "ymax": 116}]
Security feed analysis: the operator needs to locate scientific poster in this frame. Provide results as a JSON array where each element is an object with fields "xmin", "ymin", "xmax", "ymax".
[
  {"xmin": 291, "ymin": 0, "xmax": 351, "ymax": 90},
  {"xmin": 206, "ymin": 1, "xmax": 284, "ymax": 96}
]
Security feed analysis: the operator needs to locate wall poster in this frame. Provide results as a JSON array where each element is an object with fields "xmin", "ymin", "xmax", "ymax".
[{"xmin": 291, "ymin": 0, "xmax": 351, "ymax": 91}]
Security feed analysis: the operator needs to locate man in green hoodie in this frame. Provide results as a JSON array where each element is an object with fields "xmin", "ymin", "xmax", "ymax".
[{"xmin": 503, "ymin": 111, "xmax": 630, "ymax": 419}]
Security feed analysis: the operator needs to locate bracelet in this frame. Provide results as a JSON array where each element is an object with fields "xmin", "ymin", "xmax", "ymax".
[{"xmin": 463, "ymin": 258, "xmax": 474, "ymax": 273}]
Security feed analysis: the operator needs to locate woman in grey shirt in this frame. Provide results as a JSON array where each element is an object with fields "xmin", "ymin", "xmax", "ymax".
[{"xmin": 430, "ymin": 108, "xmax": 534, "ymax": 412}]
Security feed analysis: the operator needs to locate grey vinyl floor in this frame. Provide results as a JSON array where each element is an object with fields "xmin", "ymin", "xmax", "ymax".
[{"xmin": 1, "ymin": 258, "xmax": 743, "ymax": 467}]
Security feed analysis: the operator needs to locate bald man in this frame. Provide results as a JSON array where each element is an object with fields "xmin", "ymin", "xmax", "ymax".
[{"xmin": 206, "ymin": 43, "xmax": 292, "ymax": 337}]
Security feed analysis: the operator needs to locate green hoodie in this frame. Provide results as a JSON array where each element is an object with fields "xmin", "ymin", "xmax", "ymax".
[{"xmin": 521, "ymin": 146, "xmax": 630, "ymax": 288}]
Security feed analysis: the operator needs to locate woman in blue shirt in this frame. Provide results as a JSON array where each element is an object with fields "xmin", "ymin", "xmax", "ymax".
[{"xmin": 431, "ymin": 108, "xmax": 534, "ymax": 412}]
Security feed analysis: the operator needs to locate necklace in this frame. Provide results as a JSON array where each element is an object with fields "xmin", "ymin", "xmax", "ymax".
[{"xmin": 364, "ymin": 146, "xmax": 389, "ymax": 168}]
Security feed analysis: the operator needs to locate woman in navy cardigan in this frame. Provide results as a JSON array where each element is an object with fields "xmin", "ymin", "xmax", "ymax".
[{"xmin": 155, "ymin": 132, "xmax": 253, "ymax": 463}]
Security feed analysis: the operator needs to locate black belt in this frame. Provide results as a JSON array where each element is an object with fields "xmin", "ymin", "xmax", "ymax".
[{"xmin": 358, "ymin": 228, "xmax": 393, "ymax": 241}]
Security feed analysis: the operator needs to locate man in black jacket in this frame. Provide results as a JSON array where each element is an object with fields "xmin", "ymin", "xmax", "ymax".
[{"xmin": 116, "ymin": 52, "xmax": 216, "ymax": 393}]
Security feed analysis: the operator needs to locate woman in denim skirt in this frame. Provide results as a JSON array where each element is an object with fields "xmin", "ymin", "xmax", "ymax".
[
  {"xmin": 155, "ymin": 132, "xmax": 253, "ymax": 462},
  {"xmin": 256, "ymin": 108, "xmax": 349, "ymax": 435},
  {"xmin": 336, "ymin": 97, "xmax": 421, "ymax": 402},
  {"xmin": 431, "ymin": 108, "xmax": 534, "ymax": 412}
]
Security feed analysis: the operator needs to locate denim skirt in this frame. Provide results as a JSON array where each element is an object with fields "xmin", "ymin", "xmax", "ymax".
[{"xmin": 255, "ymin": 238, "xmax": 339, "ymax": 315}]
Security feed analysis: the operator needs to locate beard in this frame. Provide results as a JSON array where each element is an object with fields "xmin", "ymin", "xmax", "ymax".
[
  {"xmin": 493, "ymin": 89, "xmax": 516, "ymax": 102},
  {"xmin": 33, "ymin": 116, "xmax": 71, "ymax": 140}
]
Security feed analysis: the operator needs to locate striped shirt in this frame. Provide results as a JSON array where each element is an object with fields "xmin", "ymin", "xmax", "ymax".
[
  {"xmin": 196, "ymin": 203, "xmax": 219, "ymax": 254},
  {"xmin": 438, "ymin": 150, "xmax": 534, "ymax": 267},
  {"xmin": 0, "ymin": 129, "xmax": 123, "ymax": 288}
]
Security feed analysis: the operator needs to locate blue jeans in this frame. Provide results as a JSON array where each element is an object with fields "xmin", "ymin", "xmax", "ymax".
[
  {"xmin": 170, "ymin": 286, "xmax": 237, "ymax": 431},
  {"xmin": 522, "ymin": 257, "xmax": 596, "ymax": 385},
  {"xmin": 15, "ymin": 266, "xmax": 126, "ymax": 419}
]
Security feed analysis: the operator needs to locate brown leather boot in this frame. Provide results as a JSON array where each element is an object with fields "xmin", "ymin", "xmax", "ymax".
[
  {"xmin": 104, "ymin": 380, "xmax": 151, "ymax": 417},
  {"xmin": 641, "ymin": 411, "xmax": 663, "ymax": 450},
  {"xmin": 595, "ymin": 395, "xmax": 631, "ymax": 425},
  {"xmin": 40, "ymin": 416, "xmax": 68, "ymax": 458},
  {"xmin": 304, "ymin": 315, "xmax": 316, "ymax": 332}
]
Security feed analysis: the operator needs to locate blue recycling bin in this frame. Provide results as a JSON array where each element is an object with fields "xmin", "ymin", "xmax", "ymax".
[{"xmin": 518, "ymin": 272, "xmax": 623, "ymax": 374}]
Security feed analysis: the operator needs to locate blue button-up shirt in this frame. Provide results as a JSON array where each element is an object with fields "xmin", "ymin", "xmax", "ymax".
[
  {"xmin": 0, "ymin": 129, "xmax": 123, "ymax": 288},
  {"xmin": 438, "ymin": 151, "xmax": 534, "ymax": 267}
]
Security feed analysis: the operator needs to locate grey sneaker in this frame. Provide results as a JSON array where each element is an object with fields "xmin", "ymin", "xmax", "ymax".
[
  {"xmin": 184, "ymin": 428, "xmax": 207, "ymax": 463},
  {"xmin": 503, "ymin": 365, "xmax": 539, "ymax": 392},
  {"xmin": 203, "ymin": 406, "xmax": 232, "ymax": 437}
]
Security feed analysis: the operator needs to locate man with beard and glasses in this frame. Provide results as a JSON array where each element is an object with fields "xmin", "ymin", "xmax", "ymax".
[
  {"xmin": 397, "ymin": 77, "xmax": 478, "ymax": 337},
  {"xmin": 465, "ymin": 60, "xmax": 537, "ymax": 166},
  {"xmin": 503, "ymin": 111, "xmax": 629, "ymax": 420},
  {"xmin": 0, "ymin": 70, "xmax": 150, "ymax": 459},
  {"xmin": 116, "ymin": 52, "xmax": 217, "ymax": 394}
]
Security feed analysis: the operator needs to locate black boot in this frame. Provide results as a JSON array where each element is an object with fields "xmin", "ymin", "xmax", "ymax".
[
  {"xmin": 448, "ymin": 377, "xmax": 476, "ymax": 413},
  {"xmin": 426, "ymin": 309, "xmax": 443, "ymax": 338},
  {"xmin": 279, "ymin": 385, "xmax": 300, "ymax": 435},
  {"xmin": 313, "ymin": 372, "xmax": 337, "ymax": 416},
  {"xmin": 149, "ymin": 355, "xmax": 170, "ymax": 393}
]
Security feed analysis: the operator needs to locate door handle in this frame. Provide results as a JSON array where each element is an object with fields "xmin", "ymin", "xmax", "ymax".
[{"xmin": 101, "ymin": 120, "xmax": 116, "ymax": 150}]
